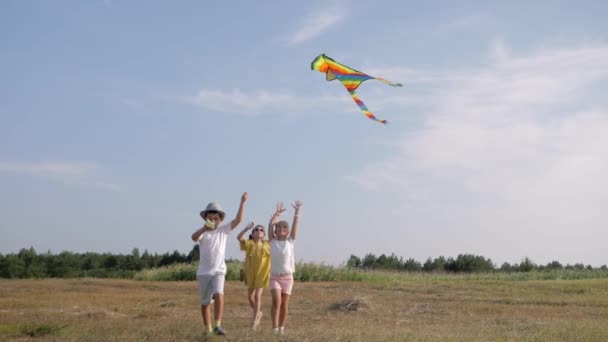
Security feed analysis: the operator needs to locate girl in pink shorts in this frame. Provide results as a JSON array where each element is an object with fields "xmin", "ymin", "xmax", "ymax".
[{"xmin": 268, "ymin": 201, "xmax": 302, "ymax": 335}]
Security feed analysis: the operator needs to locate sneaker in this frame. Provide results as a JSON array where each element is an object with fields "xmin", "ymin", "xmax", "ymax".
[
  {"xmin": 272, "ymin": 328, "xmax": 279, "ymax": 334},
  {"xmin": 213, "ymin": 326, "xmax": 226, "ymax": 335},
  {"xmin": 279, "ymin": 327, "xmax": 285, "ymax": 335}
]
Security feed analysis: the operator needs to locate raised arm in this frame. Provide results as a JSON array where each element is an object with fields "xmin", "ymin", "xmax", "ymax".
[
  {"xmin": 191, "ymin": 224, "xmax": 212, "ymax": 242},
  {"xmin": 290, "ymin": 200, "xmax": 303, "ymax": 240},
  {"xmin": 237, "ymin": 222, "xmax": 255, "ymax": 241},
  {"xmin": 230, "ymin": 192, "xmax": 248, "ymax": 230},
  {"xmin": 268, "ymin": 202, "xmax": 285, "ymax": 241}
]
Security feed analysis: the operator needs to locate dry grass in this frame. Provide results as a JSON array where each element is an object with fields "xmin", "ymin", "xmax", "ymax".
[{"xmin": 1, "ymin": 278, "xmax": 608, "ymax": 341}]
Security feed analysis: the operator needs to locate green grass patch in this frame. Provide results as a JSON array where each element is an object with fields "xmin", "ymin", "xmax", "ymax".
[
  {"xmin": 133, "ymin": 262, "xmax": 241, "ymax": 281},
  {"xmin": 295, "ymin": 263, "xmax": 365, "ymax": 281},
  {"xmin": 21, "ymin": 324, "xmax": 65, "ymax": 337},
  {"xmin": 132, "ymin": 262, "xmax": 608, "ymax": 282},
  {"xmin": 0, "ymin": 323, "xmax": 66, "ymax": 338}
]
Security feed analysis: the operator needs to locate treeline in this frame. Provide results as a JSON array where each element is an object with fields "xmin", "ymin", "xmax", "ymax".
[
  {"xmin": 0, "ymin": 246, "xmax": 201, "ymax": 279},
  {"xmin": 347, "ymin": 253, "xmax": 608, "ymax": 273},
  {"xmin": 2, "ymin": 247, "xmax": 607, "ymax": 279}
]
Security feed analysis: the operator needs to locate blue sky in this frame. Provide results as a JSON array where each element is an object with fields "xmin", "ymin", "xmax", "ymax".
[{"xmin": 2, "ymin": 1, "xmax": 608, "ymax": 266}]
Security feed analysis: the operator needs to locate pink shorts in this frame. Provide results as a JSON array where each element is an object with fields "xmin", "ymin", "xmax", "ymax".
[{"xmin": 270, "ymin": 274, "xmax": 294, "ymax": 295}]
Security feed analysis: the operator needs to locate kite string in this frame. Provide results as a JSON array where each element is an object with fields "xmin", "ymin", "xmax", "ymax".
[{"xmin": 373, "ymin": 77, "xmax": 403, "ymax": 87}]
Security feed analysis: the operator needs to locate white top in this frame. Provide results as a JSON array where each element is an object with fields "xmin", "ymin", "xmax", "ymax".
[
  {"xmin": 197, "ymin": 223, "xmax": 232, "ymax": 275},
  {"xmin": 270, "ymin": 238, "xmax": 295, "ymax": 275}
]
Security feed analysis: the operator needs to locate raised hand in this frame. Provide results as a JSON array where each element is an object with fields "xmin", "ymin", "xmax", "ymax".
[
  {"xmin": 269, "ymin": 202, "xmax": 285, "ymax": 226},
  {"xmin": 291, "ymin": 200, "xmax": 303, "ymax": 210},
  {"xmin": 241, "ymin": 192, "xmax": 249, "ymax": 203},
  {"xmin": 272, "ymin": 202, "xmax": 285, "ymax": 219},
  {"xmin": 275, "ymin": 202, "xmax": 286, "ymax": 215},
  {"xmin": 245, "ymin": 221, "xmax": 255, "ymax": 230}
]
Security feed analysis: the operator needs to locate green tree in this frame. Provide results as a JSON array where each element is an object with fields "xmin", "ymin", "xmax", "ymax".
[
  {"xmin": 140, "ymin": 250, "xmax": 154, "ymax": 268},
  {"xmin": 6, "ymin": 255, "xmax": 27, "ymax": 278},
  {"xmin": 103, "ymin": 254, "xmax": 118, "ymax": 270},
  {"xmin": 187, "ymin": 245, "xmax": 199, "ymax": 263},
  {"xmin": 425, "ymin": 256, "xmax": 447, "ymax": 272},
  {"xmin": 402, "ymin": 258, "xmax": 422, "ymax": 271},
  {"xmin": 518, "ymin": 257, "xmax": 536, "ymax": 272},
  {"xmin": 361, "ymin": 253, "xmax": 377, "ymax": 269},
  {"xmin": 545, "ymin": 260, "xmax": 563, "ymax": 270},
  {"xmin": 445, "ymin": 254, "xmax": 494, "ymax": 272},
  {"xmin": 346, "ymin": 255, "xmax": 361, "ymax": 268},
  {"xmin": 376, "ymin": 254, "xmax": 388, "ymax": 268},
  {"xmin": 500, "ymin": 262, "xmax": 514, "ymax": 272},
  {"xmin": 0, "ymin": 253, "xmax": 8, "ymax": 277}
]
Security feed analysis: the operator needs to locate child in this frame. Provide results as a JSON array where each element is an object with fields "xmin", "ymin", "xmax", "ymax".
[
  {"xmin": 191, "ymin": 192, "xmax": 248, "ymax": 336},
  {"xmin": 237, "ymin": 221, "xmax": 270, "ymax": 330},
  {"xmin": 268, "ymin": 200, "xmax": 302, "ymax": 335}
]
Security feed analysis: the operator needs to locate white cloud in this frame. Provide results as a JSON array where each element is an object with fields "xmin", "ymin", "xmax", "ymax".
[
  {"xmin": 354, "ymin": 44, "xmax": 608, "ymax": 192},
  {"xmin": 0, "ymin": 161, "xmax": 120, "ymax": 191},
  {"xmin": 187, "ymin": 89, "xmax": 295, "ymax": 115},
  {"xmin": 288, "ymin": 13, "xmax": 342, "ymax": 45},
  {"xmin": 187, "ymin": 88, "xmax": 354, "ymax": 116},
  {"xmin": 0, "ymin": 161, "xmax": 96, "ymax": 175},
  {"xmin": 443, "ymin": 12, "xmax": 490, "ymax": 30},
  {"xmin": 349, "ymin": 44, "xmax": 608, "ymax": 264},
  {"xmin": 490, "ymin": 39, "xmax": 511, "ymax": 62}
]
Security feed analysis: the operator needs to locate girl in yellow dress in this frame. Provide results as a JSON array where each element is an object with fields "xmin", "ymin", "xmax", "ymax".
[{"xmin": 237, "ymin": 222, "xmax": 270, "ymax": 329}]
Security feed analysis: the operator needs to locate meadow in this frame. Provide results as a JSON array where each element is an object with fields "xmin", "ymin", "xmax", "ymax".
[{"xmin": 1, "ymin": 271, "xmax": 608, "ymax": 341}]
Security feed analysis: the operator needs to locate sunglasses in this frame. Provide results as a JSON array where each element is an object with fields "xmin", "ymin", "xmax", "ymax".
[{"xmin": 253, "ymin": 228, "xmax": 264, "ymax": 232}]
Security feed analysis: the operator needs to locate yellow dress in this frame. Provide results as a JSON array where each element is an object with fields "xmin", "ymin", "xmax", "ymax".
[{"xmin": 240, "ymin": 239, "xmax": 270, "ymax": 289}]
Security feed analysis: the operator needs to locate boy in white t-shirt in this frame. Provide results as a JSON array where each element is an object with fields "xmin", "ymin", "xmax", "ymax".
[
  {"xmin": 268, "ymin": 200, "xmax": 302, "ymax": 335},
  {"xmin": 191, "ymin": 192, "xmax": 248, "ymax": 335}
]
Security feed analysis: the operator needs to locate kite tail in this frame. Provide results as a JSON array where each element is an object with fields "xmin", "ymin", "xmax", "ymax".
[
  {"xmin": 374, "ymin": 77, "xmax": 403, "ymax": 87},
  {"xmin": 349, "ymin": 90, "xmax": 388, "ymax": 124}
]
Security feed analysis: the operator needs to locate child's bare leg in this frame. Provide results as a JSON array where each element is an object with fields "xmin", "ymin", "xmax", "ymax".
[
  {"xmin": 201, "ymin": 304, "xmax": 212, "ymax": 331},
  {"xmin": 279, "ymin": 293, "xmax": 290, "ymax": 328},
  {"xmin": 254, "ymin": 288, "xmax": 263, "ymax": 321},
  {"xmin": 212, "ymin": 293, "xmax": 224, "ymax": 323},
  {"xmin": 247, "ymin": 288, "xmax": 255, "ymax": 310},
  {"xmin": 271, "ymin": 289, "xmax": 282, "ymax": 329}
]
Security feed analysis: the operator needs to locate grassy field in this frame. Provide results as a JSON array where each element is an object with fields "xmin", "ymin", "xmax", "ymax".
[{"xmin": 1, "ymin": 277, "xmax": 608, "ymax": 341}]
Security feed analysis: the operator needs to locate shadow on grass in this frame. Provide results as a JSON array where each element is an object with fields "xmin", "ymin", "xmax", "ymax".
[{"xmin": 20, "ymin": 323, "xmax": 67, "ymax": 337}]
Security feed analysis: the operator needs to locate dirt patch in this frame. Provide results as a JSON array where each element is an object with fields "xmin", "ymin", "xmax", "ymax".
[
  {"xmin": 158, "ymin": 300, "xmax": 179, "ymax": 308},
  {"xmin": 328, "ymin": 297, "xmax": 370, "ymax": 312}
]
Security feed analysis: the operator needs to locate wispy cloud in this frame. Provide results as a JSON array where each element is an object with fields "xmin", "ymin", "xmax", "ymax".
[
  {"xmin": 288, "ymin": 12, "xmax": 342, "ymax": 45},
  {"xmin": 443, "ymin": 12, "xmax": 490, "ymax": 30},
  {"xmin": 0, "ymin": 161, "xmax": 120, "ymax": 191},
  {"xmin": 352, "ymin": 44, "xmax": 608, "ymax": 191},
  {"xmin": 186, "ymin": 88, "xmax": 353, "ymax": 116},
  {"xmin": 0, "ymin": 161, "xmax": 96, "ymax": 175},
  {"xmin": 187, "ymin": 89, "xmax": 295, "ymax": 115},
  {"xmin": 348, "ymin": 43, "xmax": 608, "ymax": 263}
]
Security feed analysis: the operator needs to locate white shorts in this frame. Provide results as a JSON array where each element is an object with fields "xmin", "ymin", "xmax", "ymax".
[{"xmin": 197, "ymin": 273, "xmax": 225, "ymax": 305}]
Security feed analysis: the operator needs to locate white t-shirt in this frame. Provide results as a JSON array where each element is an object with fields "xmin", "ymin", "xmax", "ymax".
[
  {"xmin": 197, "ymin": 223, "xmax": 232, "ymax": 275},
  {"xmin": 270, "ymin": 238, "xmax": 295, "ymax": 275}
]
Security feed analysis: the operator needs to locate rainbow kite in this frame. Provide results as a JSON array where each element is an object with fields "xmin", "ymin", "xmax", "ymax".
[{"xmin": 311, "ymin": 53, "xmax": 402, "ymax": 124}]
